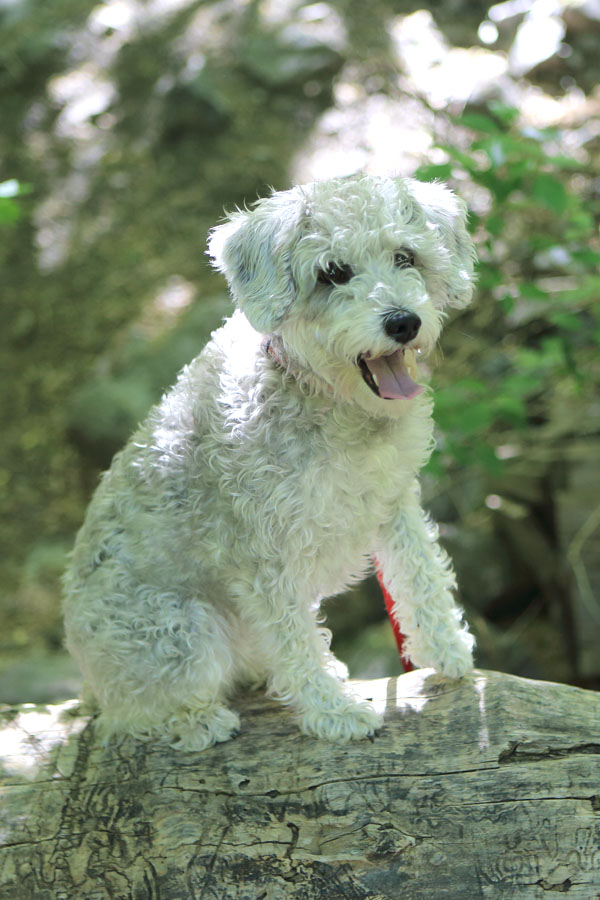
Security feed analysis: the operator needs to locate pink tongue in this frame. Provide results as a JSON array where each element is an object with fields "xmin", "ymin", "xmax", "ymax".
[{"xmin": 365, "ymin": 349, "xmax": 423, "ymax": 400}]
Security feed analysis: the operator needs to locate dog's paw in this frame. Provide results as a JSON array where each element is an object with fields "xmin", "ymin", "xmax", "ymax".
[
  {"xmin": 430, "ymin": 632, "xmax": 475, "ymax": 679},
  {"xmin": 169, "ymin": 704, "xmax": 241, "ymax": 752},
  {"xmin": 300, "ymin": 699, "xmax": 382, "ymax": 743},
  {"xmin": 436, "ymin": 653, "xmax": 474, "ymax": 679},
  {"xmin": 409, "ymin": 626, "xmax": 474, "ymax": 679}
]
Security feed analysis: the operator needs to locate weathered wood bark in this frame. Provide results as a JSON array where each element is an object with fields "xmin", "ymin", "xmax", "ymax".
[{"xmin": 1, "ymin": 669, "xmax": 599, "ymax": 899}]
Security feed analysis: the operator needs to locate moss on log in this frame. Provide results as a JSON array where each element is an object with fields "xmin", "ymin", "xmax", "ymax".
[{"xmin": 1, "ymin": 669, "xmax": 600, "ymax": 899}]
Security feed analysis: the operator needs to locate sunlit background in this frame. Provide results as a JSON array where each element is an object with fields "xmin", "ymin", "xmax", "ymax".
[{"xmin": 1, "ymin": 0, "xmax": 599, "ymax": 705}]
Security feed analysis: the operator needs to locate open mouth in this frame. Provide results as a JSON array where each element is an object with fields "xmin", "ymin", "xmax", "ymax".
[{"xmin": 358, "ymin": 347, "xmax": 424, "ymax": 400}]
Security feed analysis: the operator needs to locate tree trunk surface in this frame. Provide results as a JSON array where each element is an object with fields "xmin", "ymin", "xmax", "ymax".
[{"xmin": 1, "ymin": 669, "xmax": 599, "ymax": 900}]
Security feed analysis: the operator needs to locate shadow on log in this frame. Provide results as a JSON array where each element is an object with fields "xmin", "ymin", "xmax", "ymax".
[{"xmin": 1, "ymin": 669, "xmax": 600, "ymax": 899}]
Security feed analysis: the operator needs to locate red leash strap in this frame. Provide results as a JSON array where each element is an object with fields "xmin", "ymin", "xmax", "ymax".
[{"xmin": 374, "ymin": 558, "xmax": 414, "ymax": 673}]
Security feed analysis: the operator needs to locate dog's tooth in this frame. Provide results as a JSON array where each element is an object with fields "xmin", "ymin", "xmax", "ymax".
[{"xmin": 404, "ymin": 348, "xmax": 418, "ymax": 379}]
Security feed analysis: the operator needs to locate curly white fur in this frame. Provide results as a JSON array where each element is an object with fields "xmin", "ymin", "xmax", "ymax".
[{"xmin": 63, "ymin": 174, "xmax": 477, "ymax": 750}]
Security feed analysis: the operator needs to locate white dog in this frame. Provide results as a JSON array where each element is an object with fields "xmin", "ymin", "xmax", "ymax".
[{"xmin": 63, "ymin": 174, "xmax": 476, "ymax": 751}]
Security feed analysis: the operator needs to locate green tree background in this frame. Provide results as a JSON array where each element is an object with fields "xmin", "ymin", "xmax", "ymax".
[{"xmin": 1, "ymin": 0, "xmax": 599, "ymax": 703}]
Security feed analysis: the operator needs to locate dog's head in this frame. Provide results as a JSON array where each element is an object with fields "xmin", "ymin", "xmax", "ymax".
[{"xmin": 208, "ymin": 175, "xmax": 476, "ymax": 414}]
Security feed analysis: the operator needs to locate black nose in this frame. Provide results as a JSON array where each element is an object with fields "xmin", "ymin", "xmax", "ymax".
[{"xmin": 384, "ymin": 311, "xmax": 421, "ymax": 344}]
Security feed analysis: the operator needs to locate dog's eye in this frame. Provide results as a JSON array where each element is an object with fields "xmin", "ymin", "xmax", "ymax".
[
  {"xmin": 316, "ymin": 262, "xmax": 355, "ymax": 286},
  {"xmin": 394, "ymin": 249, "xmax": 415, "ymax": 269}
]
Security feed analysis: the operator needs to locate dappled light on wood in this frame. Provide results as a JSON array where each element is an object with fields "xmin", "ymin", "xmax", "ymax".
[
  {"xmin": 1, "ymin": 671, "xmax": 599, "ymax": 898},
  {"xmin": 0, "ymin": 700, "xmax": 84, "ymax": 779}
]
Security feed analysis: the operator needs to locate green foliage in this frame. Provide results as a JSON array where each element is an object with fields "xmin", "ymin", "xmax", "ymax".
[
  {"xmin": 416, "ymin": 103, "xmax": 600, "ymax": 473},
  {"xmin": 0, "ymin": 179, "xmax": 32, "ymax": 225}
]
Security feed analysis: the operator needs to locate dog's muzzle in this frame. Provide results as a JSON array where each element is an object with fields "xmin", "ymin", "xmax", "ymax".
[{"xmin": 358, "ymin": 310, "xmax": 424, "ymax": 401}]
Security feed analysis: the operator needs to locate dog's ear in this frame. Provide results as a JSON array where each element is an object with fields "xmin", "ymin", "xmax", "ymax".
[
  {"xmin": 406, "ymin": 180, "xmax": 477, "ymax": 309},
  {"xmin": 207, "ymin": 192, "xmax": 303, "ymax": 333}
]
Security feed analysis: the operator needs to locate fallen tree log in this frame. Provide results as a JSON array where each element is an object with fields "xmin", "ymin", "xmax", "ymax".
[{"xmin": 1, "ymin": 669, "xmax": 599, "ymax": 900}]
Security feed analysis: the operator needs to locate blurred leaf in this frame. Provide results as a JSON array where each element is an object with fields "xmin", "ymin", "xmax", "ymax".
[
  {"xmin": 0, "ymin": 197, "xmax": 21, "ymax": 224},
  {"xmin": 414, "ymin": 163, "xmax": 453, "ymax": 182},
  {"xmin": 549, "ymin": 312, "xmax": 583, "ymax": 331},
  {"xmin": 0, "ymin": 179, "xmax": 32, "ymax": 226},
  {"xmin": 439, "ymin": 143, "xmax": 484, "ymax": 173},
  {"xmin": 434, "ymin": 383, "xmax": 493, "ymax": 437},
  {"xmin": 518, "ymin": 283, "xmax": 549, "ymax": 301},
  {"xmin": 571, "ymin": 249, "xmax": 600, "ymax": 266},
  {"xmin": 424, "ymin": 449, "xmax": 444, "ymax": 478},
  {"xmin": 547, "ymin": 154, "xmax": 584, "ymax": 169},
  {"xmin": 477, "ymin": 263, "xmax": 504, "ymax": 291},
  {"xmin": 475, "ymin": 443, "xmax": 504, "ymax": 474},
  {"xmin": 485, "ymin": 212, "xmax": 505, "ymax": 236},
  {"xmin": 492, "ymin": 393, "xmax": 527, "ymax": 425},
  {"xmin": 459, "ymin": 112, "xmax": 501, "ymax": 134},
  {"xmin": 481, "ymin": 138, "xmax": 506, "ymax": 167},
  {"xmin": 475, "ymin": 134, "xmax": 545, "ymax": 164},
  {"xmin": 565, "ymin": 207, "xmax": 595, "ymax": 239},
  {"xmin": 500, "ymin": 293, "xmax": 516, "ymax": 313},
  {"xmin": 532, "ymin": 173, "xmax": 568, "ymax": 213},
  {"xmin": 560, "ymin": 276, "xmax": 600, "ymax": 304},
  {"xmin": 458, "ymin": 401, "xmax": 494, "ymax": 434},
  {"xmin": 487, "ymin": 101, "xmax": 519, "ymax": 127},
  {"xmin": 473, "ymin": 167, "xmax": 524, "ymax": 202}
]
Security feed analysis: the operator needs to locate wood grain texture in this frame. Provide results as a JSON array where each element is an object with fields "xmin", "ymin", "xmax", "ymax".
[{"xmin": 1, "ymin": 669, "xmax": 599, "ymax": 899}]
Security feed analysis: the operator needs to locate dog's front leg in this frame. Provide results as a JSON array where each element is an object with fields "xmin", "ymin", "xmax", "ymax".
[
  {"xmin": 235, "ymin": 577, "xmax": 382, "ymax": 742},
  {"xmin": 375, "ymin": 487, "xmax": 475, "ymax": 678}
]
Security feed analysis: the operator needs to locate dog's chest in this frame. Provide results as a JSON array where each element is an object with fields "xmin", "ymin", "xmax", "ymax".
[
  {"xmin": 251, "ymin": 398, "xmax": 431, "ymax": 545},
  {"xmin": 309, "ymin": 419, "xmax": 416, "ymax": 522}
]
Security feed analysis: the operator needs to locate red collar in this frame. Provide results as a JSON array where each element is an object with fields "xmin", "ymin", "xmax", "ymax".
[
  {"xmin": 261, "ymin": 335, "xmax": 286, "ymax": 369},
  {"xmin": 261, "ymin": 335, "xmax": 335, "ymax": 397}
]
